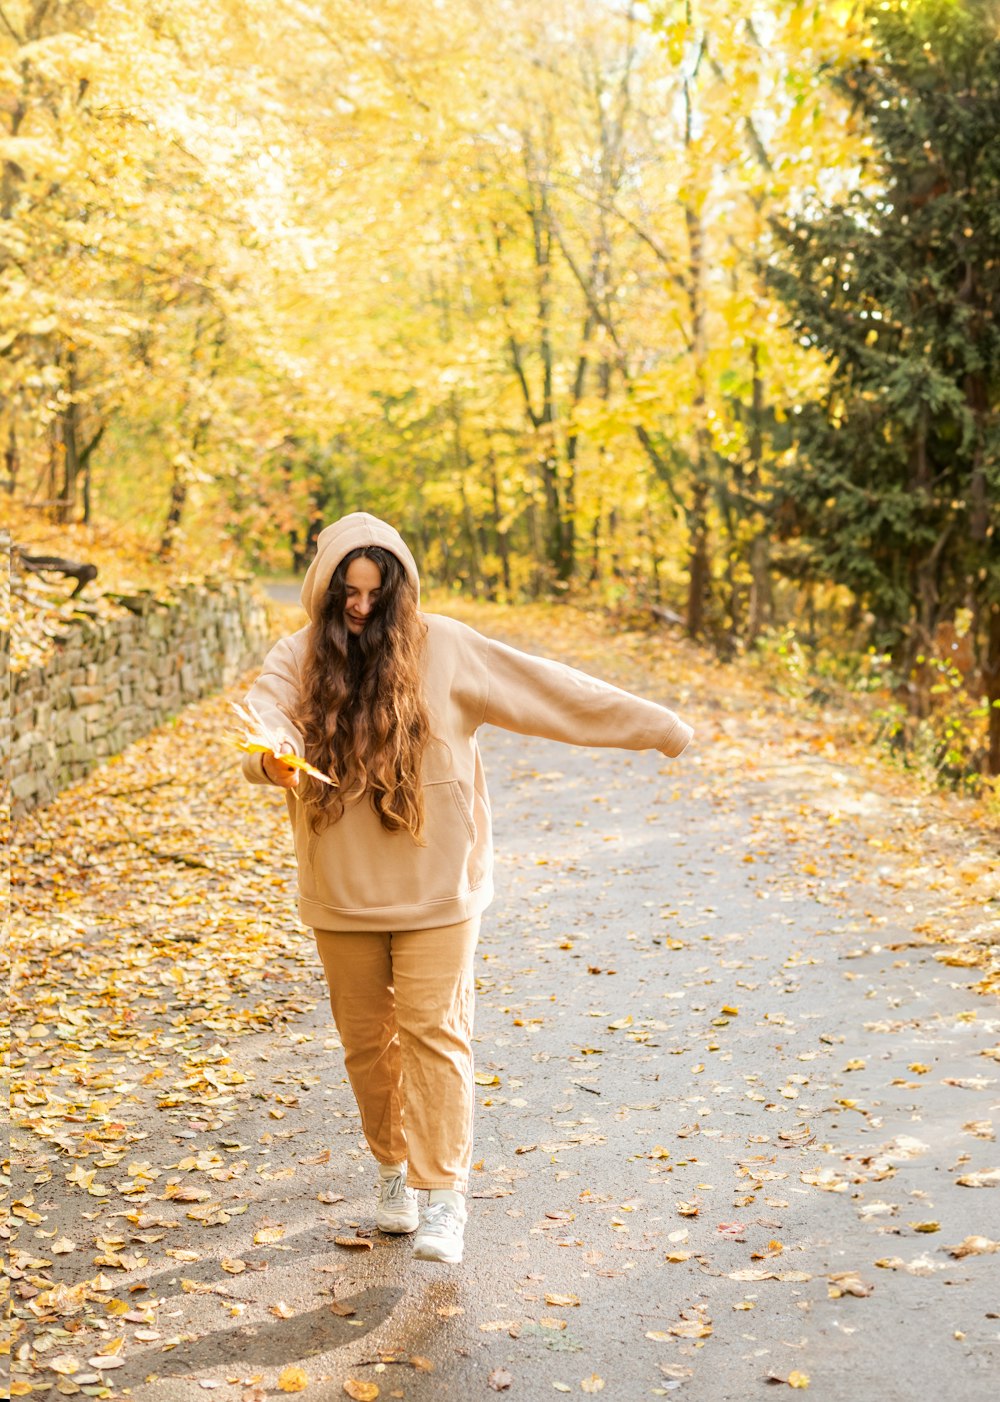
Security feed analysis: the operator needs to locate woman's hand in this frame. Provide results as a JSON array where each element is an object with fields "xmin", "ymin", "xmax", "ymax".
[{"xmin": 262, "ymin": 742, "xmax": 300, "ymax": 788}]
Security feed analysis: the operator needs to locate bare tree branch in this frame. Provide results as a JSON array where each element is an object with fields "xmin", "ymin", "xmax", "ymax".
[{"xmin": 0, "ymin": 5, "xmax": 25, "ymax": 43}]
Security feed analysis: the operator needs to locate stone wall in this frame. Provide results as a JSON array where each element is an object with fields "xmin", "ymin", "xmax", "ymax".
[{"xmin": 7, "ymin": 580, "xmax": 270, "ymax": 820}]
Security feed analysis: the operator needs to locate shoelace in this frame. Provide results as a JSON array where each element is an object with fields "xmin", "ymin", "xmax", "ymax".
[
  {"xmin": 381, "ymin": 1175, "xmax": 409, "ymax": 1205},
  {"xmin": 420, "ymin": 1202, "xmax": 461, "ymax": 1235}
]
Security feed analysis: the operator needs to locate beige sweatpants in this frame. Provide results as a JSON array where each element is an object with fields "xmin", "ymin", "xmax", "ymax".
[{"xmin": 313, "ymin": 917, "xmax": 480, "ymax": 1191}]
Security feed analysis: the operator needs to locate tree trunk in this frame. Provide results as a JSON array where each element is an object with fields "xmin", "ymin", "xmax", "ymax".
[
  {"xmin": 747, "ymin": 532, "xmax": 773, "ymax": 642},
  {"xmin": 79, "ymin": 423, "xmax": 104, "ymax": 525},
  {"xmin": 489, "ymin": 456, "xmax": 511, "ymax": 599},
  {"xmin": 561, "ymin": 455, "xmax": 576, "ymax": 583},
  {"xmin": 608, "ymin": 505, "xmax": 622, "ymax": 582},
  {"xmin": 649, "ymin": 529, "xmax": 662, "ymax": 603},
  {"xmin": 560, "ymin": 309, "xmax": 594, "ymax": 585},
  {"xmin": 47, "ymin": 423, "xmax": 59, "ymax": 513},
  {"xmin": 4, "ymin": 424, "xmax": 17, "ymax": 494},
  {"xmin": 745, "ymin": 342, "xmax": 772, "ymax": 642},
  {"xmin": 160, "ymin": 319, "xmax": 224, "ymax": 557},
  {"xmin": 82, "ymin": 445, "xmax": 92, "ymax": 524},
  {"xmin": 525, "ymin": 133, "xmax": 567, "ymax": 585},
  {"xmin": 2, "ymin": 94, "xmax": 26, "ymax": 222},
  {"xmin": 686, "ymin": 482, "xmax": 710, "ymax": 639},
  {"xmin": 723, "ymin": 542, "xmax": 740, "ymax": 644},
  {"xmin": 282, "ymin": 440, "xmax": 300, "ymax": 569},
  {"xmin": 458, "ymin": 474, "xmax": 482, "ymax": 594},
  {"xmin": 448, "ymin": 397, "xmax": 481, "ymax": 592},
  {"xmin": 160, "ymin": 456, "xmax": 189, "ymax": 560},
  {"xmin": 525, "ymin": 494, "xmax": 545, "ymax": 597},
  {"xmin": 58, "ymin": 401, "xmax": 80, "ymax": 524},
  {"xmin": 589, "ymin": 488, "xmax": 603, "ymax": 585}
]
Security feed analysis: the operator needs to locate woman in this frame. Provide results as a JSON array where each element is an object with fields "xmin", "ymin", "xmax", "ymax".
[{"xmin": 240, "ymin": 512, "xmax": 693, "ymax": 1264}]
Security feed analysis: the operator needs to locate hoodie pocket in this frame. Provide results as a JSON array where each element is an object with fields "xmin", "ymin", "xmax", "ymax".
[
  {"xmin": 445, "ymin": 778, "xmax": 477, "ymax": 842},
  {"xmin": 300, "ymin": 780, "xmax": 482, "ymax": 913}
]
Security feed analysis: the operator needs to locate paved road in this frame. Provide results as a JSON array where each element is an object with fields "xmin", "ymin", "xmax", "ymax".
[
  {"xmin": 12, "ymin": 632, "xmax": 999, "ymax": 1402},
  {"xmin": 264, "ymin": 584, "xmax": 302, "ymax": 606}
]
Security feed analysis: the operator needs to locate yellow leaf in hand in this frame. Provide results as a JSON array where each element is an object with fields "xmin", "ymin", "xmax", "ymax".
[{"xmin": 229, "ymin": 701, "xmax": 336, "ymax": 785}]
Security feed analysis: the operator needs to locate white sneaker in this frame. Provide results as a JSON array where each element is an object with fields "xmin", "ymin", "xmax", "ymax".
[
  {"xmin": 413, "ymin": 1198, "xmax": 466, "ymax": 1264},
  {"xmin": 375, "ymin": 1171, "xmax": 419, "ymax": 1234}
]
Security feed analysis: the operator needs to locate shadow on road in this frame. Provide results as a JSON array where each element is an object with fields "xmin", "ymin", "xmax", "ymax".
[{"xmin": 142, "ymin": 1285, "xmax": 405, "ymax": 1379}]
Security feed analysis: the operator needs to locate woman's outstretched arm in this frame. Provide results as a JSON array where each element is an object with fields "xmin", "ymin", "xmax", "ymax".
[
  {"xmin": 239, "ymin": 635, "xmax": 306, "ymax": 784},
  {"xmin": 480, "ymin": 635, "xmax": 693, "ymax": 757}
]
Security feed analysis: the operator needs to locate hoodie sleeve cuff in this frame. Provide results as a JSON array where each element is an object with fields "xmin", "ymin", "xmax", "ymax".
[
  {"xmin": 241, "ymin": 751, "xmax": 273, "ymax": 784},
  {"xmin": 658, "ymin": 720, "xmax": 694, "ymax": 757}
]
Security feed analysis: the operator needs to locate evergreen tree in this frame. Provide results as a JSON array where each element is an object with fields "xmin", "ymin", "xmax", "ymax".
[{"xmin": 767, "ymin": 0, "xmax": 1000, "ymax": 772}]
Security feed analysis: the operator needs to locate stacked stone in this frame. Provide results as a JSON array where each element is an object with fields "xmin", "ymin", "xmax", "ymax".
[{"xmin": 9, "ymin": 580, "xmax": 270, "ymax": 820}]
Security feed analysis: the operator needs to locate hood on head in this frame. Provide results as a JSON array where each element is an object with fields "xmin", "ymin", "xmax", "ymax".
[{"xmin": 299, "ymin": 512, "xmax": 420, "ymax": 622}]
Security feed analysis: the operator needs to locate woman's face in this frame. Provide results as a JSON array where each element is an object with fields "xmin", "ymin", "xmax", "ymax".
[{"xmin": 343, "ymin": 556, "xmax": 383, "ymax": 635}]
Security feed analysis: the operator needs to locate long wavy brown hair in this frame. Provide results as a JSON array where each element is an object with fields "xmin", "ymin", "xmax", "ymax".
[{"xmin": 292, "ymin": 546, "xmax": 430, "ymax": 840}]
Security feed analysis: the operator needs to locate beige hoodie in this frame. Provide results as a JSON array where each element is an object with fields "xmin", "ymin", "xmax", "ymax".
[{"xmin": 241, "ymin": 512, "xmax": 693, "ymax": 931}]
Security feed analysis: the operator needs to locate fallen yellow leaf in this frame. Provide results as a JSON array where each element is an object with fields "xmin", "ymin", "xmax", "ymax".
[
  {"xmin": 956, "ymin": 1169, "xmax": 1000, "ymax": 1188},
  {"xmin": 945, "ymin": 1236, "xmax": 1000, "ymax": 1258},
  {"xmin": 670, "ymin": 1319, "xmax": 712, "ymax": 1339},
  {"xmin": 343, "ymin": 1381, "xmax": 379, "ymax": 1401},
  {"xmin": 48, "ymin": 1355, "xmax": 82, "ymax": 1375}
]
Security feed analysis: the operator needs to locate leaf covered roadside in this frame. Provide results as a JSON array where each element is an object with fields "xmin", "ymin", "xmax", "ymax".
[{"xmin": 9, "ymin": 661, "xmax": 319, "ymax": 1396}]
